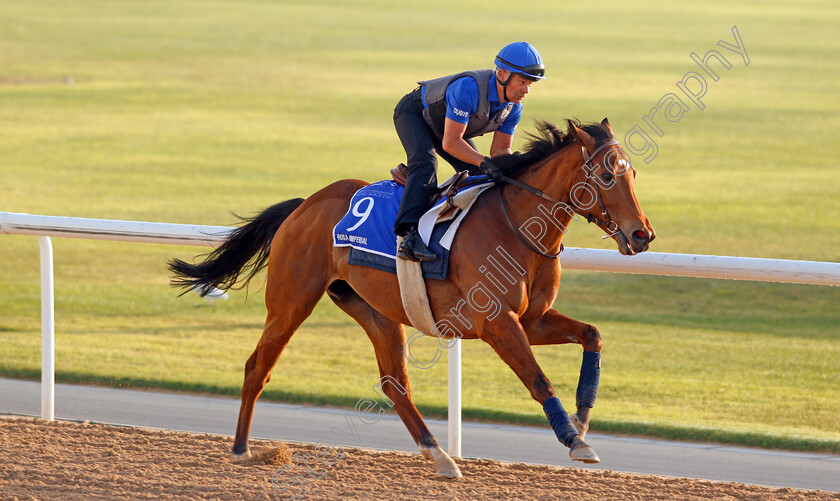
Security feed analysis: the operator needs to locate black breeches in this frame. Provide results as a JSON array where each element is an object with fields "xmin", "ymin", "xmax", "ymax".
[{"xmin": 392, "ymin": 90, "xmax": 481, "ymax": 235}]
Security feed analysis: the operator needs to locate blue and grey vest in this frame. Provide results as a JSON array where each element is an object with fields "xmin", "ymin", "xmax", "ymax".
[{"xmin": 419, "ymin": 69, "xmax": 513, "ymax": 140}]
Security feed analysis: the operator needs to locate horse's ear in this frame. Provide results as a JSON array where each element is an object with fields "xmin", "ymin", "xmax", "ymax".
[
  {"xmin": 570, "ymin": 122, "xmax": 596, "ymax": 153},
  {"xmin": 601, "ymin": 117, "xmax": 613, "ymax": 132}
]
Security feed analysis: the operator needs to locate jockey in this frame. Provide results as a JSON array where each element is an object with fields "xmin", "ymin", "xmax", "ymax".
[{"xmin": 393, "ymin": 41, "xmax": 546, "ymax": 261}]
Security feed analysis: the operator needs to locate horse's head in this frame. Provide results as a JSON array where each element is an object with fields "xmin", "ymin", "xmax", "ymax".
[{"xmin": 569, "ymin": 118, "xmax": 655, "ymax": 255}]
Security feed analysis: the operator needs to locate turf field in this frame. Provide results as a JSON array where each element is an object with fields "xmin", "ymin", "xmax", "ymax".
[{"xmin": 1, "ymin": 0, "xmax": 838, "ymax": 451}]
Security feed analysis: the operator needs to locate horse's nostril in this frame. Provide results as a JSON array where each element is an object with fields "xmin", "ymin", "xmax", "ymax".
[{"xmin": 633, "ymin": 229, "xmax": 648, "ymax": 242}]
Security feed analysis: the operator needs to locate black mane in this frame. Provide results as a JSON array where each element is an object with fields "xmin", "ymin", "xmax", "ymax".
[{"xmin": 492, "ymin": 119, "xmax": 612, "ymax": 177}]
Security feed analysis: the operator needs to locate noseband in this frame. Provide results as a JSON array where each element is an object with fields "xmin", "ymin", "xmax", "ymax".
[{"xmin": 494, "ymin": 139, "xmax": 623, "ymax": 259}]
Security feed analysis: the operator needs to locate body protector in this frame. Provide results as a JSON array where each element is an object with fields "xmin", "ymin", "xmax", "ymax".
[{"xmin": 419, "ymin": 69, "xmax": 513, "ymax": 141}]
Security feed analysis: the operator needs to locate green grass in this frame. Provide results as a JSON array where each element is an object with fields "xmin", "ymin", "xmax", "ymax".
[{"xmin": 1, "ymin": 0, "xmax": 839, "ymax": 453}]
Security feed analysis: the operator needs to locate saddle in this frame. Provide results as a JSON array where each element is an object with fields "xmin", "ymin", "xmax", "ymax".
[
  {"xmin": 386, "ymin": 164, "xmax": 495, "ymax": 337},
  {"xmin": 390, "ymin": 163, "xmax": 484, "ymax": 223}
]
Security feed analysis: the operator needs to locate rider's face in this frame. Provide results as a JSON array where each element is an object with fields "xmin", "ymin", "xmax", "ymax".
[{"xmin": 500, "ymin": 71, "xmax": 535, "ymax": 104}]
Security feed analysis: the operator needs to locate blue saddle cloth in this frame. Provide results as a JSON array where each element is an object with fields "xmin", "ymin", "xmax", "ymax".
[
  {"xmin": 333, "ymin": 180, "xmax": 451, "ymax": 278},
  {"xmin": 332, "ymin": 177, "xmax": 492, "ymax": 279}
]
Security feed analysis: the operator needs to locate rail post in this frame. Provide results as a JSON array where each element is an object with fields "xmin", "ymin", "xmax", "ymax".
[
  {"xmin": 38, "ymin": 236, "xmax": 55, "ymax": 421},
  {"xmin": 448, "ymin": 338, "xmax": 462, "ymax": 457}
]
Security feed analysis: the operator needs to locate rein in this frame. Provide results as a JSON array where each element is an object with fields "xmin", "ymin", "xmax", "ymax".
[
  {"xmin": 497, "ymin": 185, "xmax": 564, "ymax": 258},
  {"xmin": 494, "ymin": 139, "xmax": 621, "ymax": 259}
]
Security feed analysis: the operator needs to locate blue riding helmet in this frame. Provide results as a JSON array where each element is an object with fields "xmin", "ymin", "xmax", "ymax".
[{"xmin": 495, "ymin": 41, "xmax": 546, "ymax": 83}]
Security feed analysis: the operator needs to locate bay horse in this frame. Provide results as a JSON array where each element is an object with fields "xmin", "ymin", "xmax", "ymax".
[{"xmin": 169, "ymin": 118, "xmax": 654, "ymax": 478}]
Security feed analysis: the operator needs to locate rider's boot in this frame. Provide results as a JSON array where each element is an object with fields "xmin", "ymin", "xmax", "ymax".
[{"xmin": 397, "ymin": 228, "xmax": 437, "ymax": 262}]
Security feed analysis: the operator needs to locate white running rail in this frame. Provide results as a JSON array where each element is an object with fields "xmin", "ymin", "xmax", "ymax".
[{"xmin": 2, "ymin": 211, "xmax": 839, "ymax": 456}]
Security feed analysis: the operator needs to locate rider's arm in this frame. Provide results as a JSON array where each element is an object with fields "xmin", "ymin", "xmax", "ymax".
[
  {"xmin": 488, "ymin": 102, "xmax": 521, "ymax": 158},
  {"xmin": 442, "ymin": 118, "xmax": 488, "ymax": 167},
  {"xmin": 440, "ymin": 78, "xmax": 486, "ymax": 166},
  {"xmin": 489, "ymin": 131, "xmax": 513, "ymax": 158}
]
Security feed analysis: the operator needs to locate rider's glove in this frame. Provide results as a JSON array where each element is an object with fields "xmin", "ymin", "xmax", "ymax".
[{"xmin": 480, "ymin": 156, "xmax": 504, "ymax": 182}]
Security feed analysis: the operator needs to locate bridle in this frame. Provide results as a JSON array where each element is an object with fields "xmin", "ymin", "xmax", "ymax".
[
  {"xmin": 580, "ymin": 140, "xmax": 623, "ymax": 237},
  {"xmin": 495, "ymin": 139, "xmax": 624, "ymax": 259}
]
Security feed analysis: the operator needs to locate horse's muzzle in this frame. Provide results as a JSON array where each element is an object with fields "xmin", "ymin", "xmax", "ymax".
[
  {"xmin": 616, "ymin": 226, "xmax": 654, "ymax": 255},
  {"xmin": 630, "ymin": 227, "xmax": 654, "ymax": 254}
]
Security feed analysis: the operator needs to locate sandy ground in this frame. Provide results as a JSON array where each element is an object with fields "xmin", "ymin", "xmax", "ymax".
[{"xmin": 0, "ymin": 416, "xmax": 837, "ymax": 501}]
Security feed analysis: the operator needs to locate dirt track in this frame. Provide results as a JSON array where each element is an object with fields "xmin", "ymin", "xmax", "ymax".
[{"xmin": 1, "ymin": 417, "xmax": 837, "ymax": 500}]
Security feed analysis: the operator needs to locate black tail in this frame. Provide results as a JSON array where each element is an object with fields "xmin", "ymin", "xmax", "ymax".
[{"xmin": 168, "ymin": 198, "xmax": 306, "ymax": 296}]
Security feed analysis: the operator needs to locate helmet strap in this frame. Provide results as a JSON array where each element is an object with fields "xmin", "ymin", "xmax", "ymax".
[{"xmin": 497, "ymin": 69, "xmax": 514, "ymax": 102}]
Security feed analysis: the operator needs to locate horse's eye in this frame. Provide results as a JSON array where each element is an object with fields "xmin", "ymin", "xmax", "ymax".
[{"xmin": 602, "ymin": 172, "xmax": 613, "ymax": 182}]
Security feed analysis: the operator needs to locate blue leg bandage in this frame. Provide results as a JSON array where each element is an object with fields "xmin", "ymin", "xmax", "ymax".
[
  {"xmin": 543, "ymin": 397, "xmax": 579, "ymax": 448},
  {"xmin": 576, "ymin": 351, "xmax": 601, "ymax": 408}
]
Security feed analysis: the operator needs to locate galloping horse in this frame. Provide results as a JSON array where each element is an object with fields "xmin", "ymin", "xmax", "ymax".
[{"xmin": 169, "ymin": 119, "xmax": 654, "ymax": 477}]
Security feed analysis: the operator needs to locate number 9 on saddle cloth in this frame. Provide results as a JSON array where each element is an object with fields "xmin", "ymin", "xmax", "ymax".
[{"xmin": 333, "ymin": 172, "xmax": 494, "ymax": 279}]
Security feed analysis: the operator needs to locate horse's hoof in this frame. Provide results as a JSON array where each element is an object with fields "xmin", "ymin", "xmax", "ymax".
[
  {"xmin": 421, "ymin": 446, "xmax": 463, "ymax": 478},
  {"xmin": 232, "ymin": 450, "xmax": 252, "ymax": 462},
  {"xmin": 570, "ymin": 413, "xmax": 589, "ymax": 440},
  {"xmin": 569, "ymin": 436, "xmax": 599, "ymax": 463},
  {"xmin": 569, "ymin": 443, "xmax": 600, "ymax": 464},
  {"xmin": 433, "ymin": 457, "xmax": 462, "ymax": 478}
]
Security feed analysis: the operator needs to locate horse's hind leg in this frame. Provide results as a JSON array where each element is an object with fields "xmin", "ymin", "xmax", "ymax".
[
  {"xmin": 326, "ymin": 280, "xmax": 462, "ymax": 478},
  {"xmin": 232, "ymin": 264, "xmax": 328, "ymax": 458}
]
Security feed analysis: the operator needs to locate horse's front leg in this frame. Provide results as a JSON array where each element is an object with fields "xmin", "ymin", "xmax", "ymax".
[
  {"xmin": 521, "ymin": 309, "xmax": 601, "ymax": 441},
  {"xmin": 479, "ymin": 312, "xmax": 599, "ymax": 463}
]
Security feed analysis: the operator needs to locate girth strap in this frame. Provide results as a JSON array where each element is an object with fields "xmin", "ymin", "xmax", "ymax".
[{"xmin": 395, "ymin": 236, "xmax": 440, "ymax": 337}]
